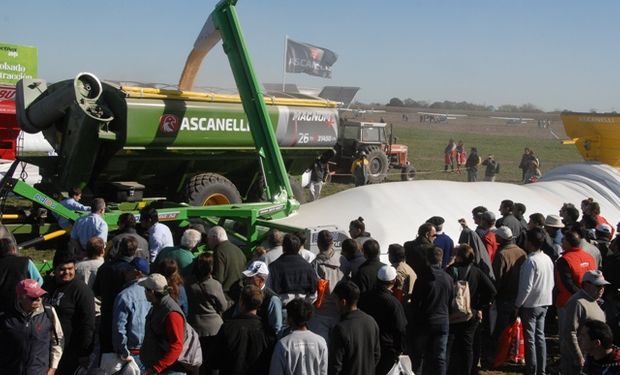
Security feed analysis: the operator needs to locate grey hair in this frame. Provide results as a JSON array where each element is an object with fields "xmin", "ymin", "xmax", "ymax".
[
  {"xmin": 208, "ymin": 226, "xmax": 228, "ymax": 242},
  {"xmin": 181, "ymin": 229, "xmax": 202, "ymax": 249}
]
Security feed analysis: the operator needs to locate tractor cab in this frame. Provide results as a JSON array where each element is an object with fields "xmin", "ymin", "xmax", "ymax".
[{"xmin": 334, "ymin": 120, "xmax": 415, "ymax": 183}]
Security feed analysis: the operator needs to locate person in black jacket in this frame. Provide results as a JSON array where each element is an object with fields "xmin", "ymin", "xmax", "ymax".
[
  {"xmin": 212, "ymin": 285, "xmax": 272, "ymax": 374},
  {"xmin": 409, "ymin": 246, "xmax": 454, "ymax": 375},
  {"xmin": 329, "ymin": 280, "xmax": 380, "ymax": 375},
  {"xmin": 404, "ymin": 223, "xmax": 436, "ymax": 276},
  {"xmin": 44, "ymin": 252, "xmax": 96, "ymax": 374},
  {"xmin": 352, "ymin": 239, "xmax": 385, "ymax": 294},
  {"xmin": 0, "ymin": 237, "xmax": 44, "ymax": 313},
  {"xmin": 359, "ymin": 265, "xmax": 408, "ymax": 375},
  {"xmin": 268, "ymin": 234, "xmax": 318, "ymax": 305},
  {"xmin": 446, "ymin": 244, "xmax": 497, "ymax": 375},
  {"xmin": 0, "ymin": 279, "xmax": 64, "ymax": 375}
]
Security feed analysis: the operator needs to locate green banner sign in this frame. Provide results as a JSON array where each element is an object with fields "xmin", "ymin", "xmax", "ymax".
[{"xmin": 0, "ymin": 42, "xmax": 38, "ymax": 85}]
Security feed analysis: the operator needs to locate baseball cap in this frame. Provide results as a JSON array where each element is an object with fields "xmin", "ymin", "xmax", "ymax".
[
  {"xmin": 130, "ymin": 257, "xmax": 149, "ymax": 275},
  {"xmin": 495, "ymin": 226, "xmax": 513, "ymax": 240},
  {"xmin": 377, "ymin": 265, "xmax": 398, "ymax": 282},
  {"xmin": 544, "ymin": 215, "xmax": 565, "ymax": 228},
  {"xmin": 242, "ymin": 261, "xmax": 269, "ymax": 278},
  {"xmin": 16, "ymin": 279, "xmax": 47, "ymax": 298},
  {"xmin": 138, "ymin": 273, "xmax": 168, "ymax": 293},
  {"xmin": 596, "ymin": 223, "xmax": 612, "ymax": 234},
  {"xmin": 583, "ymin": 270, "xmax": 610, "ymax": 286}
]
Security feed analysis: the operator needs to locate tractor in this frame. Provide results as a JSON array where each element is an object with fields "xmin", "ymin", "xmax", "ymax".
[{"xmin": 332, "ymin": 120, "xmax": 415, "ymax": 183}]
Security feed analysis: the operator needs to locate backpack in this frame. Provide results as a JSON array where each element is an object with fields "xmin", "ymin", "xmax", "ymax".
[
  {"xmin": 177, "ymin": 322, "xmax": 203, "ymax": 370},
  {"xmin": 449, "ymin": 265, "xmax": 473, "ymax": 324}
]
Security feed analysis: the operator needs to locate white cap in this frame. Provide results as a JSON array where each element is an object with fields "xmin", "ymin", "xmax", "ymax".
[
  {"xmin": 242, "ymin": 261, "xmax": 269, "ymax": 278},
  {"xmin": 377, "ymin": 265, "xmax": 398, "ymax": 282},
  {"xmin": 495, "ymin": 226, "xmax": 513, "ymax": 240},
  {"xmin": 583, "ymin": 270, "xmax": 611, "ymax": 286},
  {"xmin": 138, "ymin": 273, "xmax": 168, "ymax": 293}
]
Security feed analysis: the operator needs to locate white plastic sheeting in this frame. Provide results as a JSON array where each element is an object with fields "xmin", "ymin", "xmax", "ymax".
[{"xmin": 277, "ymin": 163, "xmax": 620, "ymax": 254}]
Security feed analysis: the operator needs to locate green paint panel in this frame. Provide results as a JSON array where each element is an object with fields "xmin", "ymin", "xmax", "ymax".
[
  {"xmin": 123, "ymin": 98, "xmax": 338, "ymax": 149},
  {"xmin": 0, "ymin": 42, "xmax": 37, "ymax": 85}
]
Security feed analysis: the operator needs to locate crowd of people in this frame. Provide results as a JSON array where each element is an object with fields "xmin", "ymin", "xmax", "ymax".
[
  {"xmin": 442, "ymin": 140, "xmax": 542, "ymax": 184},
  {"xmin": 0, "ymin": 193, "xmax": 619, "ymax": 375}
]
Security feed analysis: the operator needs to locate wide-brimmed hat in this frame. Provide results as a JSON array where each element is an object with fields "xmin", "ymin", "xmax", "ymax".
[{"xmin": 544, "ymin": 215, "xmax": 565, "ymax": 228}]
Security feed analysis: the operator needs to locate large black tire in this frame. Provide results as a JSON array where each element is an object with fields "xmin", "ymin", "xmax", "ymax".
[
  {"xmin": 362, "ymin": 146, "xmax": 389, "ymax": 183},
  {"xmin": 288, "ymin": 175, "xmax": 306, "ymax": 204},
  {"xmin": 401, "ymin": 164, "xmax": 416, "ymax": 181},
  {"xmin": 185, "ymin": 173, "xmax": 242, "ymax": 206}
]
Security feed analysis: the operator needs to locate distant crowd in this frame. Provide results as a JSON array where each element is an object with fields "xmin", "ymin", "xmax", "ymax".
[
  {"xmin": 444, "ymin": 139, "xmax": 542, "ymax": 184},
  {"xmin": 0, "ymin": 189, "xmax": 619, "ymax": 375}
]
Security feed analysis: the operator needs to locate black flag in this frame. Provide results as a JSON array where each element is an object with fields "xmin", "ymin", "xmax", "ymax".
[{"xmin": 286, "ymin": 39, "xmax": 338, "ymax": 78}]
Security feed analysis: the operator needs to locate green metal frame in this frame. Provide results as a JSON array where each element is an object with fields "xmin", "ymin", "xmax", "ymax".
[
  {"xmin": 2, "ymin": 0, "xmax": 304, "ymax": 249},
  {"xmin": 212, "ymin": 0, "xmax": 298, "ymax": 213}
]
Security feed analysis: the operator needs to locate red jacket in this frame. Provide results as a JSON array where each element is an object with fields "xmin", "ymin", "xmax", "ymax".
[
  {"xmin": 555, "ymin": 248, "xmax": 596, "ymax": 308},
  {"xmin": 482, "ymin": 231, "xmax": 498, "ymax": 263},
  {"xmin": 596, "ymin": 215, "xmax": 616, "ymax": 237}
]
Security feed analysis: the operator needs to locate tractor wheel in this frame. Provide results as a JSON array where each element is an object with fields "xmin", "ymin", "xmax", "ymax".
[
  {"xmin": 401, "ymin": 164, "xmax": 416, "ymax": 181},
  {"xmin": 362, "ymin": 146, "xmax": 389, "ymax": 183},
  {"xmin": 186, "ymin": 173, "xmax": 242, "ymax": 206}
]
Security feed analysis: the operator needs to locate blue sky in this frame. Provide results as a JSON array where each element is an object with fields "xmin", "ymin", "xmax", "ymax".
[{"xmin": 2, "ymin": 0, "xmax": 619, "ymax": 112}]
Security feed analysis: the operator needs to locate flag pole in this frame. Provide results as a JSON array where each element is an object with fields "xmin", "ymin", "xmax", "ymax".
[{"xmin": 282, "ymin": 35, "xmax": 288, "ymax": 92}]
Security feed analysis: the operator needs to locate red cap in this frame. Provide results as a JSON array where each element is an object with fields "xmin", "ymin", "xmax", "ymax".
[{"xmin": 16, "ymin": 279, "xmax": 47, "ymax": 298}]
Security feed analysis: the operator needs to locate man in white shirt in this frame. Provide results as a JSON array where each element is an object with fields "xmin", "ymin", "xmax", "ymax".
[
  {"xmin": 514, "ymin": 228, "xmax": 555, "ymax": 375},
  {"xmin": 269, "ymin": 299, "xmax": 327, "ymax": 375},
  {"xmin": 139, "ymin": 206, "xmax": 173, "ymax": 262},
  {"xmin": 70, "ymin": 198, "xmax": 108, "ymax": 251},
  {"xmin": 56, "ymin": 187, "xmax": 90, "ymax": 229}
]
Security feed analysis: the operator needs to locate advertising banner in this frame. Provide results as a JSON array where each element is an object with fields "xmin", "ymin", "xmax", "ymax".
[
  {"xmin": 0, "ymin": 43, "xmax": 37, "ymax": 114},
  {"xmin": 0, "ymin": 42, "xmax": 37, "ymax": 85}
]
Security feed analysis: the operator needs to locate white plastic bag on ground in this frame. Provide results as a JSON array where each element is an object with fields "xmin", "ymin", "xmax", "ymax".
[
  {"xmin": 387, "ymin": 355, "xmax": 414, "ymax": 375},
  {"xmin": 100, "ymin": 352, "xmax": 141, "ymax": 375}
]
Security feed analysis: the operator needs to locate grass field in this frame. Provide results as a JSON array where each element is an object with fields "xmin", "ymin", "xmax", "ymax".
[{"xmin": 318, "ymin": 108, "xmax": 583, "ymax": 198}]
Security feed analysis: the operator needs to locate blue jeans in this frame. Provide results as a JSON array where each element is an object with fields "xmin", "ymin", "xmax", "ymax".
[
  {"xmin": 520, "ymin": 306, "xmax": 548, "ymax": 375},
  {"xmin": 410, "ymin": 322, "xmax": 449, "ymax": 375}
]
